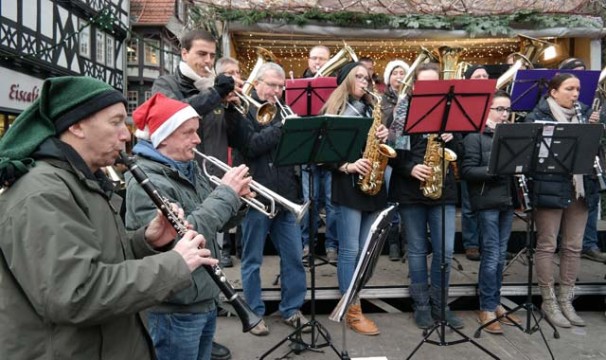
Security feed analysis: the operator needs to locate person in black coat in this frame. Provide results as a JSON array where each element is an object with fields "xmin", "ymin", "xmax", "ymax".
[
  {"xmin": 524, "ymin": 73, "xmax": 599, "ymax": 328},
  {"xmin": 462, "ymin": 90, "xmax": 521, "ymax": 334}
]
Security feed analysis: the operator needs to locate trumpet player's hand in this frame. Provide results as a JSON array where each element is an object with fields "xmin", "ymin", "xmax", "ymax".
[
  {"xmin": 411, "ymin": 164, "xmax": 433, "ymax": 182},
  {"xmin": 221, "ymin": 164, "xmax": 253, "ymax": 197},
  {"xmin": 440, "ymin": 133, "xmax": 454, "ymax": 143},
  {"xmin": 145, "ymin": 203, "xmax": 192, "ymax": 249},
  {"xmin": 173, "ymin": 230, "xmax": 218, "ymax": 272},
  {"xmin": 375, "ymin": 124, "xmax": 389, "ymax": 143},
  {"xmin": 588, "ymin": 111, "xmax": 600, "ymax": 123},
  {"xmin": 350, "ymin": 158, "xmax": 372, "ymax": 176}
]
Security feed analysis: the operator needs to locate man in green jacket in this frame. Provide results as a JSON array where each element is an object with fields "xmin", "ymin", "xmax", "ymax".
[
  {"xmin": 0, "ymin": 76, "xmax": 215, "ymax": 360},
  {"xmin": 125, "ymin": 93, "xmax": 252, "ymax": 360}
]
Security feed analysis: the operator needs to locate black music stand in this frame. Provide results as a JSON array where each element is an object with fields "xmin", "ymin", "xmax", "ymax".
[
  {"xmin": 476, "ymin": 122, "xmax": 603, "ymax": 359},
  {"xmin": 328, "ymin": 205, "xmax": 397, "ymax": 359},
  {"xmin": 403, "ymin": 79, "xmax": 500, "ymax": 360},
  {"xmin": 259, "ymin": 115, "xmax": 372, "ymax": 360}
]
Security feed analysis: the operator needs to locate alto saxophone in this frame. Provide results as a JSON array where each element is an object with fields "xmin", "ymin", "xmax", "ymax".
[
  {"xmin": 420, "ymin": 134, "xmax": 457, "ymax": 199},
  {"xmin": 358, "ymin": 89, "xmax": 397, "ymax": 195}
]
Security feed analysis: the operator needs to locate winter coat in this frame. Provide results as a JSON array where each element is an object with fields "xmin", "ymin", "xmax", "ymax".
[
  {"xmin": 125, "ymin": 155, "xmax": 245, "ymax": 313},
  {"xmin": 462, "ymin": 130, "xmax": 514, "ymax": 211},
  {"xmin": 0, "ymin": 139, "xmax": 191, "ymax": 360},
  {"xmin": 524, "ymin": 97, "xmax": 598, "ymax": 208},
  {"xmin": 381, "ymin": 87, "xmax": 399, "ymax": 129}
]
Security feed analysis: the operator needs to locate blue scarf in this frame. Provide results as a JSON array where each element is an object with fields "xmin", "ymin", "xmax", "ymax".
[{"xmin": 132, "ymin": 140, "xmax": 196, "ymax": 185}]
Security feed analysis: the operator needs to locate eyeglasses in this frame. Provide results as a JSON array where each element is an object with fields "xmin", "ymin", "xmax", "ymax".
[
  {"xmin": 258, "ymin": 79, "xmax": 285, "ymax": 91},
  {"xmin": 355, "ymin": 74, "xmax": 371, "ymax": 83},
  {"xmin": 309, "ymin": 56, "xmax": 328, "ymax": 61},
  {"xmin": 490, "ymin": 106, "xmax": 512, "ymax": 114}
]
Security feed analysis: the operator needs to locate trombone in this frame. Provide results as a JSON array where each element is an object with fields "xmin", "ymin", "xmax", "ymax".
[
  {"xmin": 273, "ymin": 95, "xmax": 297, "ymax": 122},
  {"xmin": 192, "ymin": 149, "xmax": 310, "ymax": 223}
]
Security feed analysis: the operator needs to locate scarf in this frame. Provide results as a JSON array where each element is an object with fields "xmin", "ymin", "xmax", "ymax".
[
  {"xmin": 179, "ymin": 61, "xmax": 214, "ymax": 91},
  {"xmin": 133, "ymin": 140, "xmax": 196, "ymax": 185},
  {"xmin": 546, "ymin": 97, "xmax": 585, "ymax": 199}
]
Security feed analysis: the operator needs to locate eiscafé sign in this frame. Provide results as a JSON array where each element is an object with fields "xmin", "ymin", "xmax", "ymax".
[{"xmin": 0, "ymin": 68, "xmax": 44, "ymax": 111}]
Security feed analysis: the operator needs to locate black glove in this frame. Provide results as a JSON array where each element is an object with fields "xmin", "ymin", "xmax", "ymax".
[{"xmin": 214, "ymin": 74, "xmax": 235, "ymax": 98}]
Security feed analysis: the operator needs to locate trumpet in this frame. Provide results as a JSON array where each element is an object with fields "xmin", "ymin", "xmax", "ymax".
[
  {"xmin": 192, "ymin": 149, "xmax": 310, "ymax": 223},
  {"xmin": 273, "ymin": 95, "xmax": 297, "ymax": 122}
]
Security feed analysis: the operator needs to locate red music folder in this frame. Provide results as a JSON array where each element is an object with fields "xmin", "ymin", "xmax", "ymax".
[{"xmin": 285, "ymin": 77, "xmax": 337, "ymax": 116}]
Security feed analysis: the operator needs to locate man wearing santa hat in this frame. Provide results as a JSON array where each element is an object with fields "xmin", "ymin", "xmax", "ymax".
[{"xmin": 125, "ymin": 93, "xmax": 252, "ymax": 360}]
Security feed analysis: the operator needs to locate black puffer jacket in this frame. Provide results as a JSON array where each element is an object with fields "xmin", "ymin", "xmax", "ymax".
[
  {"xmin": 230, "ymin": 92, "xmax": 301, "ymax": 207},
  {"xmin": 381, "ymin": 87, "xmax": 398, "ymax": 129},
  {"xmin": 462, "ymin": 130, "xmax": 514, "ymax": 211},
  {"xmin": 524, "ymin": 97, "xmax": 597, "ymax": 208}
]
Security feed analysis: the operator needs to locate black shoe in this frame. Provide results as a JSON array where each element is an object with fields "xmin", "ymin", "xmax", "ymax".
[
  {"xmin": 389, "ymin": 244, "xmax": 401, "ymax": 261},
  {"xmin": 211, "ymin": 341, "xmax": 231, "ymax": 360},
  {"xmin": 220, "ymin": 253, "xmax": 233, "ymax": 268}
]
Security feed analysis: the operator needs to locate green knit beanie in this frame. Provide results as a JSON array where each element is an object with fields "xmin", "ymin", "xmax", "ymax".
[{"xmin": 0, "ymin": 76, "xmax": 126, "ymax": 187}]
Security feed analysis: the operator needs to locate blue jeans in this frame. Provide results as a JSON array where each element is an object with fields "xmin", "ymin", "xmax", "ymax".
[
  {"xmin": 335, "ymin": 204, "xmax": 380, "ymax": 294},
  {"xmin": 301, "ymin": 166, "xmax": 338, "ymax": 250},
  {"xmin": 400, "ymin": 204, "xmax": 455, "ymax": 289},
  {"xmin": 460, "ymin": 181, "xmax": 481, "ymax": 249},
  {"xmin": 147, "ymin": 309, "xmax": 217, "ymax": 360},
  {"xmin": 582, "ymin": 192, "xmax": 600, "ymax": 252},
  {"xmin": 240, "ymin": 208, "xmax": 306, "ymax": 319},
  {"xmin": 477, "ymin": 208, "xmax": 514, "ymax": 311}
]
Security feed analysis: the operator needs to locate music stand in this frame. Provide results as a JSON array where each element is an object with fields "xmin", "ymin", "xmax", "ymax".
[
  {"xmin": 285, "ymin": 77, "xmax": 338, "ymax": 116},
  {"xmin": 259, "ymin": 115, "xmax": 372, "ymax": 360},
  {"xmin": 403, "ymin": 79, "xmax": 500, "ymax": 360},
  {"xmin": 510, "ymin": 69, "xmax": 600, "ymax": 111},
  {"xmin": 328, "ymin": 205, "xmax": 397, "ymax": 359},
  {"xmin": 476, "ymin": 122, "xmax": 603, "ymax": 359}
]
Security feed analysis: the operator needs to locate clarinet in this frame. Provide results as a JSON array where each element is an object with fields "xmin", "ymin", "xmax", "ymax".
[
  {"xmin": 119, "ymin": 151, "xmax": 261, "ymax": 332},
  {"xmin": 575, "ymin": 102, "xmax": 606, "ymax": 190}
]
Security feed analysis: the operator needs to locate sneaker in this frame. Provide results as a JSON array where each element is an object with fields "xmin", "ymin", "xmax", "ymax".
[
  {"xmin": 220, "ymin": 252, "xmax": 233, "ymax": 268},
  {"xmin": 496, "ymin": 305, "xmax": 522, "ymax": 326},
  {"xmin": 432, "ymin": 308, "xmax": 464, "ymax": 329},
  {"xmin": 283, "ymin": 311, "xmax": 312, "ymax": 333},
  {"xmin": 302, "ymin": 245, "xmax": 309, "ymax": 266},
  {"xmin": 413, "ymin": 307, "xmax": 433, "ymax": 329},
  {"xmin": 326, "ymin": 248, "xmax": 338, "ymax": 264},
  {"xmin": 249, "ymin": 319, "xmax": 269, "ymax": 336},
  {"xmin": 478, "ymin": 311, "xmax": 503, "ymax": 334},
  {"xmin": 581, "ymin": 249, "xmax": 606, "ymax": 263},
  {"xmin": 465, "ymin": 247, "xmax": 481, "ymax": 261}
]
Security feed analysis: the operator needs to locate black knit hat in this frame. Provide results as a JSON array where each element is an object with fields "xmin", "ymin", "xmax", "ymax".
[
  {"xmin": 337, "ymin": 62, "xmax": 363, "ymax": 85},
  {"xmin": 0, "ymin": 76, "xmax": 126, "ymax": 186},
  {"xmin": 558, "ymin": 57, "xmax": 586, "ymax": 70},
  {"xmin": 464, "ymin": 65, "xmax": 487, "ymax": 79}
]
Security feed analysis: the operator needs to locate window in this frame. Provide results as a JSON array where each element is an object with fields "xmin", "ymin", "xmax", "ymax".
[
  {"xmin": 144, "ymin": 40, "xmax": 160, "ymax": 66},
  {"xmin": 106, "ymin": 35, "xmax": 114, "ymax": 67},
  {"xmin": 78, "ymin": 19, "xmax": 90, "ymax": 58},
  {"xmin": 145, "ymin": 91, "xmax": 152, "ymax": 101},
  {"xmin": 127, "ymin": 91, "xmax": 139, "ymax": 114},
  {"xmin": 95, "ymin": 30, "xmax": 105, "ymax": 64},
  {"xmin": 127, "ymin": 39, "xmax": 138, "ymax": 64}
]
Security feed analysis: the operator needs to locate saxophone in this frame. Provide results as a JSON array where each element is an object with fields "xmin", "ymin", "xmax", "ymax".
[
  {"xmin": 358, "ymin": 89, "xmax": 397, "ymax": 195},
  {"xmin": 420, "ymin": 134, "xmax": 458, "ymax": 199}
]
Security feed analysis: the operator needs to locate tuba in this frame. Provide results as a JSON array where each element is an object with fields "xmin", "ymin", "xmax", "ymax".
[
  {"xmin": 497, "ymin": 34, "xmax": 554, "ymax": 89},
  {"xmin": 438, "ymin": 46, "xmax": 465, "ymax": 80},
  {"xmin": 358, "ymin": 89, "xmax": 397, "ymax": 195},
  {"xmin": 398, "ymin": 47, "xmax": 438, "ymax": 99},
  {"xmin": 239, "ymin": 47, "xmax": 279, "ymax": 125},
  {"xmin": 313, "ymin": 41, "xmax": 358, "ymax": 78},
  {"xmin": 420, "ymin": 134, "xmax": 457, "ymax": 199}
]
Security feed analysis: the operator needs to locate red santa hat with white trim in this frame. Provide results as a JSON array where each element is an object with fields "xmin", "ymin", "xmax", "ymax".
[{"xmin": 133, "ymin": 93, "xmax": 199, "ymax": 148}]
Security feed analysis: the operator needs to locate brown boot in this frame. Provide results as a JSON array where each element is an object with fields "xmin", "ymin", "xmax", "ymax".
[
  {"xmin": 478, "ymin": 311, "xmax": 503, "ymax": 334},
  {"xmin": 345, "ymin": 304, "xmax": 380, "ymax": 336}
]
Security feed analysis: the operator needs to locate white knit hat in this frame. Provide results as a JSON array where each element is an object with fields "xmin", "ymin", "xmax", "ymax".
[{"xmin": 383, "ymin": 60, "xmax": 410, "ymax": 86}]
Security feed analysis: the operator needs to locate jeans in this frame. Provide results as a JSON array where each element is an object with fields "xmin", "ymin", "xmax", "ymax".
[
  {"xmin": 301, "ymin": 166, "xmax": 338, "ymax": 251},
  {"xmin": 400, "ymin": 204, "xmax": 455, "ymax": 289},
  {"xmin": 460, "ymin": 181, "xmax": 481, "ymax": 249},
  {"xmin": 335, "ymin": 204, "xmax": 380, "ymax": 294},
  {"xmin": 582, "ymin": 192, "xmax": 600, "ymax": 252},
  {"xmin": 477, "ymin": 208, "xmax": 514, "ymax": 311},
  {"xmin": 147, "ymin": 309, "xmax": 217, "ymax": 360},
  {"xmin": 240, "ymin": 208, "xmax": 306, "ymax": 319}
]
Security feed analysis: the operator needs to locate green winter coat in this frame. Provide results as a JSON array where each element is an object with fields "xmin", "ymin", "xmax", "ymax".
[
  {"xmin": 0, "ymin": 158, "xmax": 192, "ymax": 360},
  {"xmin": 124, "ymin": 155, "xmax": 245, "ymax": 312}
]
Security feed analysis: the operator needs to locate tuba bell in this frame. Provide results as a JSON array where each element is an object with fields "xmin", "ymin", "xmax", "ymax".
[
  {"xmin": 497, "ymin": 34, "xmax": 555, "ymax": 89},
  {"xmin": 438, "ymin": 46, "xmax": 466, "ymax": 80},
  {"xmin": 313, "ymin": 41, "xmax": 358, "ymax": 78}
]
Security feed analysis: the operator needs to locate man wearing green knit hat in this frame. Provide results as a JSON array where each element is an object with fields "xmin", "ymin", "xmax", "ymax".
[{"xmin": 0, "ymin": 76, "xmax": 217, "ymax": 360}]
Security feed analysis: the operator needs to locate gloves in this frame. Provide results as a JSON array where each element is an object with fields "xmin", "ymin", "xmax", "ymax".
[{"xmin": 214, "ymin": 74, "xmax": 235, "ymax": 98}]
